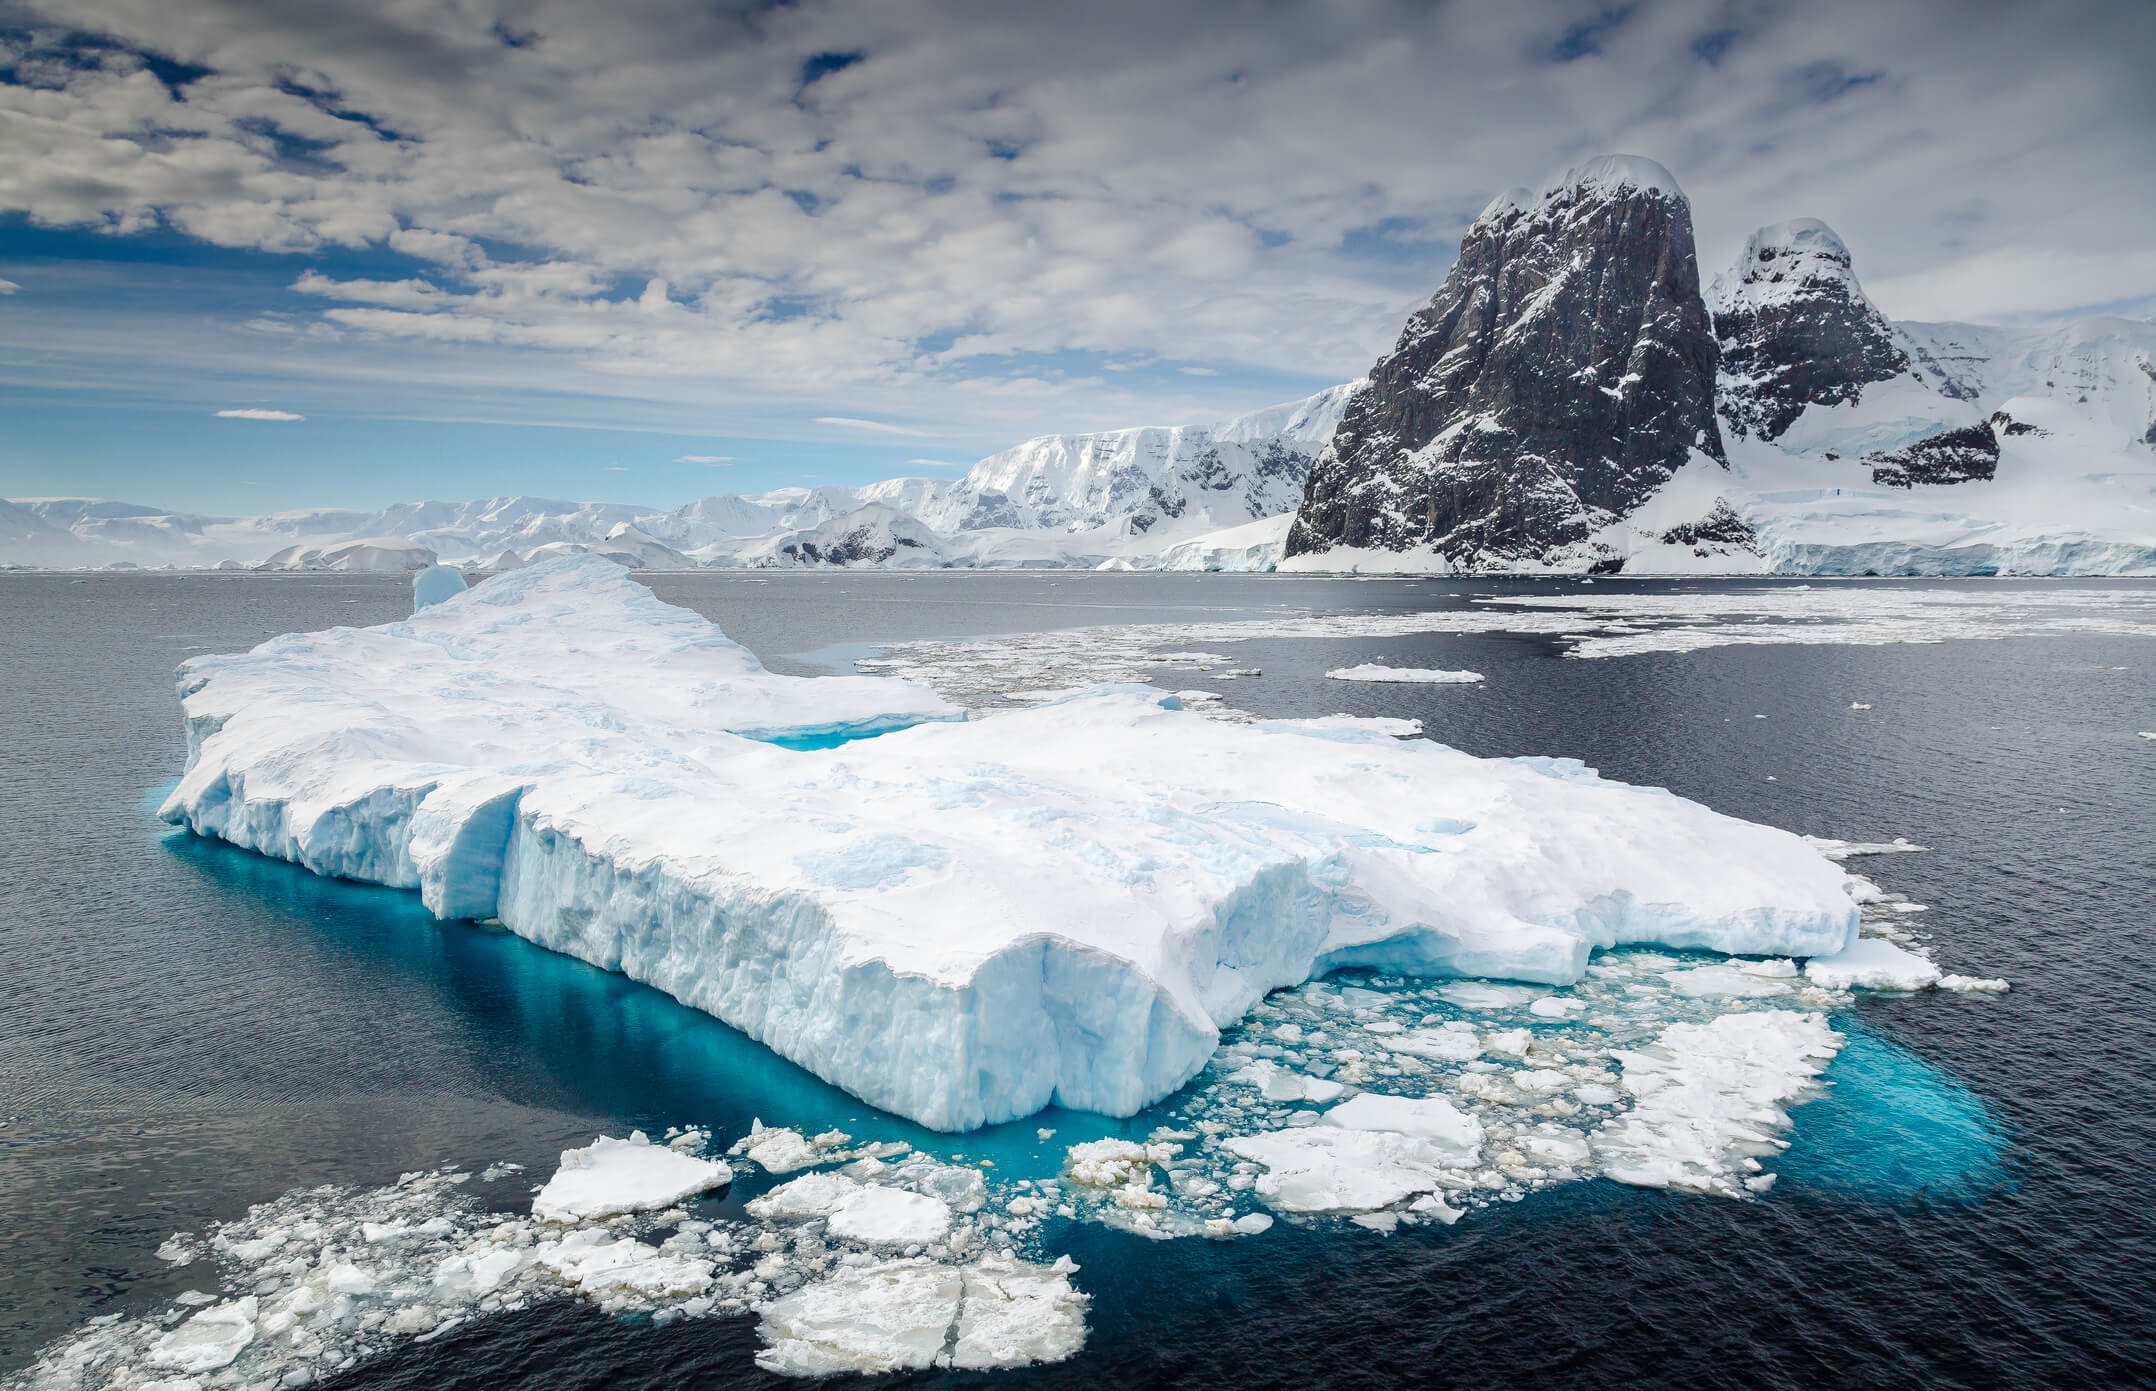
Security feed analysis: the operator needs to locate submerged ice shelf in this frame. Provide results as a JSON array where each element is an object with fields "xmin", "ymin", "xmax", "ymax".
[{"xmin": 160, "ymin": 556, "xmax": 1867, "ymax": 1132}]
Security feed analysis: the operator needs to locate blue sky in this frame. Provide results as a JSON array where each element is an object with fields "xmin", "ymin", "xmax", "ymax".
[{"xmin": 3, "ymin": 0, "xmax": 2151, "ymax": 514}]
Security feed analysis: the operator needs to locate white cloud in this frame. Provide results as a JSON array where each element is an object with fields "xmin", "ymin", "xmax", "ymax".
[
  {"xmin": 905, "ymin": 458, "xmax": 973, "ymax": 469},
  {"xmin": 1179, "ymin": 366, "xmax": 1220, "ymax": 377},
  {"xmin": 0, "ymin": 278, "xmax": 19, "ymax": 294},
  {"xmin": 605, "ymin": 464, "xmax": 628, "ymax": 471},
  {"xmin": 0, "ymin": 0, "xmax": 2150, "ymax": 443},
  {"xmin": 215, "ymin": 407, "xmax": 304, "ymax": 421},
  {"xmin": 815, "ymin": 416, "xmax": 932, "ymax": 437},
  {"xmin": 673, "ymin": 454, "xmax": 734, "ymax": 464}
]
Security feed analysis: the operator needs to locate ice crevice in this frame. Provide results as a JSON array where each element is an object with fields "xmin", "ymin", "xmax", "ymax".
[{"xmin": 158, "ymin": 556, "xmax": 1870, "ymax": 1132}]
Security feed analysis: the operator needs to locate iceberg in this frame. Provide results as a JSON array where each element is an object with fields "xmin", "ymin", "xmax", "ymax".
[{"xmin": 160, "ymin": 556, "xmax": 1860, "ymax": 1132}]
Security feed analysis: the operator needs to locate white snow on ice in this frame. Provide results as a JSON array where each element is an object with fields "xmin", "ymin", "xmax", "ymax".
[
  {"xmin": 1325, "ymin": 664, "xmax": 1486, "ymax": 684},
  {"xmin": 160, "ymin": 557, "xmax": 1864, "ymax": 1132}
]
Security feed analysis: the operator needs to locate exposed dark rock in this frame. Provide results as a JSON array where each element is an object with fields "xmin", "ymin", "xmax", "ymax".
[
  {"xmin": 1989, "ymin": 409, "xmax": 2047, "ymax": 438},
  {"xmin": 1867, "ymin": 422, "xmax": 2000, "ymax": 487},
  {"xmin": 1711, "ymin": 219, "xmax": 1917, "ymax": 441},
  {"xmin": 1286, "ymin": 156, "xmax": 1724, "ymax": 569},
  {"xmin": 1660, "ymin": 499, "xmax": 1759, "ymax": 548}
]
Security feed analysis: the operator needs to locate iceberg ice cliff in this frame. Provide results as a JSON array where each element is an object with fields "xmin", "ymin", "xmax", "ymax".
[{"xmin": 160, "ymin": 555, "xmax": 1859, "ymax": 1130}]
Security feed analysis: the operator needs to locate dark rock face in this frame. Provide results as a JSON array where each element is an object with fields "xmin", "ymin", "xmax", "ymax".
[
  {"xmin": 1660, "ymin": 499, "xmax": 1758, "ymax": 548},
  {"xmin": 1867, "ymin": 422, "xmax": 2000, "ymax": 487},
  {"xmin": 1711, "ymin": 220, "xmax": 1917, "ymax": 441},
  {"xmin": 1989, "ymin": 409, "xmax": 2047, "ymax": 438},
  {"xmin": 1286, "ymin": 157, "xmax": 1725, "ymax": 569}
]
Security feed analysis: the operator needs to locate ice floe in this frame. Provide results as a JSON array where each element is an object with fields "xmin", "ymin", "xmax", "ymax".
[
  {"xmin": 531, "ymin": 1131, "xmax": 733, "ymax": 1222},
  {"xmin": 1325, "ymin": 664, "xmax": 1485, "ymax": 684}
]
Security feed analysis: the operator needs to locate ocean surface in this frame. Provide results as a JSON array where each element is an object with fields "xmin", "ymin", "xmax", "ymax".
[{"xmin": 3, "ymin": 570, "xmax": 2153, "ymax": 1389}]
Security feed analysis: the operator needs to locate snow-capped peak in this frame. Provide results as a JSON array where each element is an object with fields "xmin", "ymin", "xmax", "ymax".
[
  {"xmin": 1710, "ymin": 218, "xmax": 1872, "ymax": 316},
  {"xmin": 1476, "ymin": 154, "xmax": 1684, "ymax": 230}
]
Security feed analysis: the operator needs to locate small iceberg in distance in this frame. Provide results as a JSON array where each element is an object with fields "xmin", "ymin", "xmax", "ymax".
[{"xmin": 159, "ymin": 555, "xmax": 1865, "ymax": 1132}]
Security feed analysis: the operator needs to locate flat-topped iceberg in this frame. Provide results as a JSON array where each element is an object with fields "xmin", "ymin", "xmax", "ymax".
[{"xmin": 161, "ymin": 556, "xmax": 1859, "ymax": 1130}]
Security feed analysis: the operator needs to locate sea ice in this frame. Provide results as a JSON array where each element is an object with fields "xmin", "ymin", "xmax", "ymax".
[
  {"xmin": 532, "ymin": 1131, "xmax": 734, "ymax": 1221},
  {"xmin": 1221, "ymin": 1128, "xmax": 1461, "ymax": 1213},
  {"xmin": 161, "ymin": 557, "xmax": 1860, "ymax": 1131},
  {"xmin": 1322, "ymin": 1093, "xmax": 1484, "ymax": 1163},
  {"xmin": 826, "ymin": 1187, "xmax": 954, "ymax": 1245},
  {"xmin": 1804, "ymin": 937, "xmax": 1942, "ymax": 991},
  {"xmin": 1325, "ymin": 664, "xmax": 1485, "ymax": 684},
  {"xmin": 1594, "ymin": 1011, "xmax": 1843, "ymax": 1198},
  {"xmin": 148, "ymin": 1298, "xmax": 256, "ymax": 1373}
]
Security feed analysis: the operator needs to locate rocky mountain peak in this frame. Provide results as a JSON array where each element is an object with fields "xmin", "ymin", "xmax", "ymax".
[
  {"xmin": 1286, "ymin": 154, "xmax": 1725, "ymax": 570},
  {"xmin": 1711, "ymin": 217, "xmax": 1917, "ymax": 440}
]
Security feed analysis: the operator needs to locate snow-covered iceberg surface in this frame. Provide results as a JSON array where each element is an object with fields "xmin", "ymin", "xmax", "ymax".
[{"xmin": 161, "ymin": 556, "xmax": 1860, "ymax": 1131}]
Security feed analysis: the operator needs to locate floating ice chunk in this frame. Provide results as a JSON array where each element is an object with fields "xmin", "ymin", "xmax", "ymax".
[
  {"xmin": 1439, "ymin": 983, "xmax": 1543, "ymax": 1011},
  {"xmin": 1387, "ymin": 1024, "xmax": 1483, "ymax": 1062},
  {"xmin": 950, "ymin": 1254, "xmax": 1089, "ymax": 1370},
  {"xmin": 539, "ymin": 1229, "xmax": 715, "ymax": 1301},
  {"xmin": 742, "ymin": 1125, "xmax": 833, "ymax": 1174},
  {"xmin": 1482, "ymin": 1027, "xmax": 1531, "ymax": 1057},
  {"xmin": 1529, "ymin": 996, "xmax": 1587, "ymax": 1018},
  {"xmin": 1264, "ymin": 714, "xmax": 1426, "ymax": 740},
  {"xmin": 532, "ymin": 1132, "xmax": 733, "ymax": 1222},
  {"xmin": 1804, "ymin": 938, "xmax": 1942, "ymax": 991},
  {"xmin": 755, "ymin": 1261, "xmax": 962, "ymax": 1375},
  {"xmin": 1662, "ymin": 964, "xmax": 1793, "ymax": 998},
  {"xmin": 1221, "ymin": 1129, "xmax": 1458, "ymax": 1213},
  {"xmin": 1803, "ymin": 834, "xmax": 1927, "ymax": 860},
  {"xmin": 828, "ymin": 1187, "xmax": 953, "ymax": 1245},
  {"xmin": 1325, "ymin": 665, "xmax": 1485, "ymax": 684},
  {"xmin": 411, "ymin": 564, "xmax": 467, "ymax": 611},
  {"xmin": 1062, "ymin": 1139, "xmax": 1176, "ymax": 1187},
  {"xmin": 1231, "ymin": 1212, "xmax": 1274, "ymax": 1235},
  {"xmin": 1939, "ymin": 974, "xmax": 2011, "ymax": 994},
  {"xmin": 149, "ymin": 1297, "xmax": 256, "ymax": 1373},
  {"xmin": 1520, "ymin": 1129, "xmax": 1591, "ymax": 1167},
  {"xmin": 1322, "ymin": 1093, "xmax": 1483, "ymax": 1164},
  {"xmin": 755, "ymin": 1255, "xmax": 1086, "ymax": 1375},
  {"xmin": 747, "ymin": 1170, "xmax": 861, "ymax": 1221},
  {"xmin": 1229, "ymin": 1058, "xmax": 1346, "ymax": 1103},
  {"xmin": 1594, "ymin": 1010, "xmax": 1844, "ymax": 1198}
]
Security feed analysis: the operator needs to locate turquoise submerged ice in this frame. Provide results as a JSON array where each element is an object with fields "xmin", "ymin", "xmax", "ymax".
[{"xmin": 160, "ymin": 556, "xmax": 1861, "ymax": 1131}]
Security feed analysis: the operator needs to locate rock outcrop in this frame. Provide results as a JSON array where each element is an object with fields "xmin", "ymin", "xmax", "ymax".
[
  {"xmin": 1866, "ymin": 422, "xmax": 2001, "ymax": 487},
  {"xmin": 1711, "ymin": 219, "xmax": 1919, "ymax": 441},
  {"xmin": 1286, "ymin": 155, "xmax": 1725, "ymax": 570}
]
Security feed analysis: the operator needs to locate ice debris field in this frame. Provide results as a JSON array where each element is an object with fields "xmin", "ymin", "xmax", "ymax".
[
  {"xmin": 29, "ymin": 555, "xmax": 2019, "ymax": 1386},
  {"xmin": 856, "ymin": 581, "xmax": 2156, "ymax": 707}
]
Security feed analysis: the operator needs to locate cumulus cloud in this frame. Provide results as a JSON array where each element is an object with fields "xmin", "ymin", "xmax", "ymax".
[
  {"xmin": 214, "ymin": 407, "xmax": 304, "ymax": 421},
  {"xmin": 0, "ymin": 0, "xmax": 2151, "ymax": 435},
  {"xmin": 674, "ymin": 454, "xmax": 734, "ymax": 464}
]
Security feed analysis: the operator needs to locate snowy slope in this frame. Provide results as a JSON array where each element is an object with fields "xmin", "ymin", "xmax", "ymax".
[{"xmin": 161, "ymin": 556, "xmax": 1862, "ymax": 1131}]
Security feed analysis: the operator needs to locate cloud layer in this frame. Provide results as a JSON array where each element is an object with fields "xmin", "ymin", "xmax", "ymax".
[{"xmin": 3, "ymin": 0, "xmax": 2152, "ymax": 438}]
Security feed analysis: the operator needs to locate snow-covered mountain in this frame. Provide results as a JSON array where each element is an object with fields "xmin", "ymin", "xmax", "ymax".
[
  {"xmin": 2, "ymin": 385, "xmax": 1358, "ymax": 572},
  {"xmin": 1284, "ymin": 156, "xmax": 2156, "ymax": 576},
  {"xmin": 7, "ymin": 160, "xmax": 2152, "ymax": 576}
]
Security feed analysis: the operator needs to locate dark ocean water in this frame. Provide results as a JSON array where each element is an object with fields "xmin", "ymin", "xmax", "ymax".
[{"xmin": 2, "ymin": 570, "xmax": 2153, "ymax": 1389}]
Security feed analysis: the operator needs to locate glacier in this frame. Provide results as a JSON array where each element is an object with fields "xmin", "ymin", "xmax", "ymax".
[{"xmin": 159, "ymin": 554, "xmax": 1864, "ymax": 1132}]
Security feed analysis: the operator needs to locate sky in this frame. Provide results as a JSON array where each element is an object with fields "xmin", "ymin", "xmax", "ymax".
[{"xmin": 2, "ymin": 0, "xmax": 2152, "ymax": 515}]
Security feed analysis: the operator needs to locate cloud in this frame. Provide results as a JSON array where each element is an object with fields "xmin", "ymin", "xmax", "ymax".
[
  {"xmin": 0, "ymin": 0, "xmax": 2151, "ymax": 449},
  {"xmin": 605, "ymin": 464, "xmax": 628, "ymax": 471},
  {"xmin": 0, "ymin": 278, "xmax": 19, "ymax": 294},
  {"xmin": 215, "ymin": 407, "xmax": 304, "ymax": 421},
  {"xmin": 815, "ymin": 416, "xmax": 932, "ymax": 437},
  {"xmin": 674, "ymin": 454, "xmax": 735, "ymax": 464},
  {"xmin": 1178, "ymin": 366, "xmax": 1220, "ymax": 376},
  {"xmin": 905, "ymin": 457, "xmax": 973, "ymax": 469}
]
